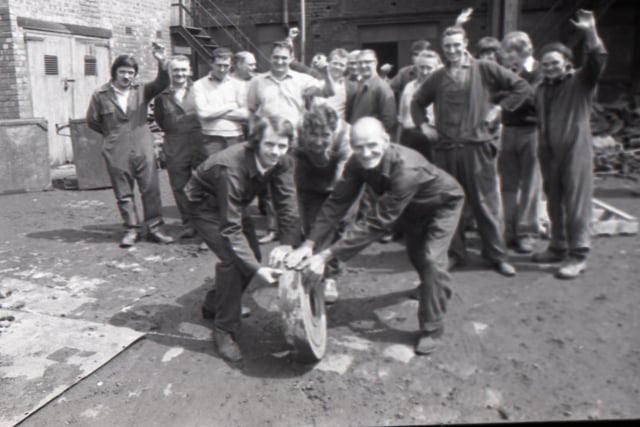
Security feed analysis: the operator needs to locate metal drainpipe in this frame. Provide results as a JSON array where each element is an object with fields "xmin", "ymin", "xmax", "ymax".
[{"xmin": 300, "ymin": 0, "xmax": 306, "ymax": 64}]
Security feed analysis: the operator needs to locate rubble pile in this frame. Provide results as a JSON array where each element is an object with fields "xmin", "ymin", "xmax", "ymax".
[{"xmin": 591, "ymin": 96, "xmax": 640, "ymax": 179}]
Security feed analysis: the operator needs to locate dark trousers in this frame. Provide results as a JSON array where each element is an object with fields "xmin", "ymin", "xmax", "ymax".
[
  {"xmin": 498, "ymin": 126, "xmax": 542, "ymax": 241},
  {"xmin": 538, "ymin": 143, "xmax": 592, "ymax": 260},
  {"xmin": 165, "ymin": 132, "xmax": 202, "ymax": 227},
  {"xmin": 106, "ymin": 151, "xmax": 163, "ymax": 230},
  {"xmin": 198, "ymin": 134, "xmax": 241, "ymax": 164},
  {"xmin": 401, "ymin": 197, "xmax": 463, "ymax": 334},
  {"xmin": 399, "ymin": 128, "xmax": 435, "ymax": 162},
  {"xmin": 190, "ymin": 199, "xmax": 261, "ymax": 336},
  {"xmin": 432, "ymin": 142, "xmax": 506, "ymax": 264}
]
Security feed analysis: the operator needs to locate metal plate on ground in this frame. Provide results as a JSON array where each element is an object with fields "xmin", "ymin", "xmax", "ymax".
[
  {"xmin": 277, "ymin": 268, "xmax": 327, "ymax": 363},
  {"xmin": 0, "ymin": 309, "xmax": 144, "ymax": 427}
]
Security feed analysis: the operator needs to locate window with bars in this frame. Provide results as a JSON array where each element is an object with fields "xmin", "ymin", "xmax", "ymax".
[
  {"xmin": 44, "ymin": 55, "xmax": 58, "ymax": 75},
  {"xmin": 84, "ymin": 56, "xmax": 97, "ymax": 76}
]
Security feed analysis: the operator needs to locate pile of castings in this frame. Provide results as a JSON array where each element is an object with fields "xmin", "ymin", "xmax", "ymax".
[{"xmin": 591, "ymin": 95, "xmax": 640, "ymax": 180}]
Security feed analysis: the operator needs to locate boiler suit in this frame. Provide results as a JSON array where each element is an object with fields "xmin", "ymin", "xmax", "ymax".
[
  {"xmin": 535, "ymin": 43, "xmax": 607, "ymax": 259},
  {"xmin": 86, "ymin": 64, "xmax": 169, "ymax": 231}
]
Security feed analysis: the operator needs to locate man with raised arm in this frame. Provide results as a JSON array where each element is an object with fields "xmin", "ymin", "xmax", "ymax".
[{"xmin": 532, "ymin": 9, "xmax": 607, "ymax": 279}]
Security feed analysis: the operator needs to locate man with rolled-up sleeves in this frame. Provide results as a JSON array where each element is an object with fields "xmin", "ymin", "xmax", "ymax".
[{"xmin": 410, "ymin": 25, "xmax": 530, "ymax": 277}]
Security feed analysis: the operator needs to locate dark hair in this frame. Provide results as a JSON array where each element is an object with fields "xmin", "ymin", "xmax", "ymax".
[
  {"xmin": 111, "ymin": 54, "xmax": 138, "ymax": 80},
  {"xmin": 411, "ymin": 39, "xmax": 431, "ymax": 54},
  {"xmin": 301, "ymin": 104, "xmax": 339, "ymax": 134},
  {"xmin": 442, "ymin": 25, "xmax": 467, "ymax": 40},
  {"xmin": 212, "ymin": 47, "xmax": 233, "ymax": 61},
  {"xmin": 271, "ymin": 40, "xmax": 294, "ymax": 55},
  {"xmin": 539, "ymin": 42, "xmax": 573, "ymax": 63},
  {"xmin": 249, "ymin": 115, "xmax": 296, "ymax": 151},
  {"xmin": 476, "ymin": 36, "xmax": 502, "ymax": 55}
]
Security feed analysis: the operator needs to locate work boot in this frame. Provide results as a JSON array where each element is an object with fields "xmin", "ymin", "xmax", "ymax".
[
  {"xmin": 494, "ymin": 261, "xmax": 517, "ymax": 277},
  {"xmin": 119, "ymin": 229, "xmax": 140, "ymax": 248},
  {"xmin": 532, "ymin": 247, "xmax": 566, "ymax": 263},
  {"xmin": 179, "ymin": 227, "xmax": 197, "ymax": 239},
  {"xmin": 555, "ymin": 258, "xmax": 587, "ymax": 280},
  {"xmin": 323, "ymin": 278, "xmax": 339, "ymax": 304},
  {"xmin": 214, "ymin": 327, "xmax": 243, "ymax": 362},
  {"xmin": 515, "ymin": 236, "xmax": 535, "ymax": 254},
  {"xmin": 147, "ymin": 228, "xmax": 174, "ymax": 244},
  {"xmin": 415, "ymin": 332, "xmax": 442, "ymax": 355}
]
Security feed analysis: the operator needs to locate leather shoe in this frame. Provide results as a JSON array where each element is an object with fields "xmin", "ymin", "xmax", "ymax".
[
  {"xmin": 147, "ymin": 229, "xmax": 174, "ymax": 244},
  {"xmin": 179, "ymin": 227, "xmax": 197, "ymax": 239},
  {"xmin": 494, "ymin": 261, "xmax": 517, "ymax": 277},
  {"xmin": 555, "ymin": 258, "xmax": 587, "ymax": 280},
  {"xmin": 415, "ymin": 334, "xmax": 442, "ymax": 355},
  {"xmin": 119, "ymin": 229, "xmax": 140, "ymax": 248},
  {"xmin": 257, "ymin": 231, "xmax": 277, "ymax": 244},
  {"xmin": 532, "ymin": 248, "xmax": 566, "ymax": 263},
  {"xmin": 515, "ymin": 237, "xmax": 535, "ymax": 254},
  {"xmin": 214, "ymin": 327, "xmax": 243, "ymax": 362}
]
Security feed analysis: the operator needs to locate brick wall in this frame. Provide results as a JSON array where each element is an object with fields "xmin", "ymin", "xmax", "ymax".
[
  {"xmin": 4, "ymin": 0, "xmax": 172, "ymax": 119},
  {"xmin": 0, "ymin": 3, "xmax": 21, "ymax": 119}
]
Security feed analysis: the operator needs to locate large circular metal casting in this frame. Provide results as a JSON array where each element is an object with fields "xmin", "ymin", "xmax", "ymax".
[{"xmin": 277, "ymin": 268, "xmax": 327, "ymax": 363}]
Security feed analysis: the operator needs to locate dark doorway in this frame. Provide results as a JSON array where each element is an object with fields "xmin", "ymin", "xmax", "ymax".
[{"xmin": 362, "ymin": 41, "xmax": 398, "ymax": 78}]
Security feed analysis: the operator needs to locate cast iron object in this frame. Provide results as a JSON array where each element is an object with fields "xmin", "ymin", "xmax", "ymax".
[{"xmin": 277, "ymin": 267, "xmax": 327, "ymax": 363}]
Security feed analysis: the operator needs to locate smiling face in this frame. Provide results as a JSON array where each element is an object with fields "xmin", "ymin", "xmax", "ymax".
[
  {"xmin": 113, "ymin": 66, "xmax": 136, "ymax": 90},
  {"xmin": 236, "ymin": 54, "xmax": 256, "ymax": 79},
  {"xmin": 358, "ymin": 51, "xmax": 377, "ymax": 80},
  {"xmin": 270, "ymin": 46, "xmax": 293, "ymax": 77},
  {"xmin": 541, "ymin": 50, "xmax": 569, "ymax": 81},
  {"xmin": 170, "ymin": 60, "xmax": 190, "ymax": 87},
  {"xmin": 442, "ymin": 33, "xmax": 468, "ymax": 66},
  {"xmin": 415, "ymin": 56, "xmax": 440, "ymax": 83},
  {"xmin": 256, "ymin": 125, "xmax": 291, "ymax": 169},
  {"xmin": 328, "ymin": 55, "xmax": 348, "ymax": 81},
  {"xmin": 351, "ymin": 119, "xmax": 388, "ymax": 170}
]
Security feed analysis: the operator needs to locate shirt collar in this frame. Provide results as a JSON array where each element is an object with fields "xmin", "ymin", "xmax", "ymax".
[
  {"xmin": 208, "ymin": 73, "xmax": 230, "ymax": 83},
  {"xmin": 523, "ymin": 56, "xmax": 535, "ymax": 72},
  {"xmin": 268, "ymin": 69, "xmax": 294, "ymax": 81},
  {"xmin": 110, "ymin": 83, "xmax": 130, "ymax": 95}
]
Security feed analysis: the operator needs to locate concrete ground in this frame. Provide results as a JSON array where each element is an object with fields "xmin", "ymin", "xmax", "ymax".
[{"xmin": 1, "ymin": 168, "xmax": 639, "ymax": 427}]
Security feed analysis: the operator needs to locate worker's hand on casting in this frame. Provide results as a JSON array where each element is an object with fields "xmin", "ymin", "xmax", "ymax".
[
  {"xmin": 151, "ymin": 42, "xmax": 166, "ymax": 63},
  {"xmin": 285, "ymin": 245, "xmax": 314, "ymax": 270},
  {"xmin": 256, "ymin": 266, "xmax": 283, "ymax": 285},
  {"xmin": 570, "ymin": 9, "xmax": 596, "ymax": 31},
  {"xmin": 300, "ymin": 253, "xmax": 327, "ymax": 280},
  {"xmin": 269, "ymin": 245, "xmax": 293, "ymax": 267}
]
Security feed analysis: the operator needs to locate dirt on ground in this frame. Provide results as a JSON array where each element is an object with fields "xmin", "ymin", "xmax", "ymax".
[{"xmin": 0, "ymin": 170, "xmax": 639, "ymax": 426}]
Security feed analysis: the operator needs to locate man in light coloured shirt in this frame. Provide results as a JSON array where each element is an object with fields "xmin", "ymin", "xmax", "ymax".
[
  {"xmin": 193, "ymin": 47, "xmax": 248, "ymax": 160},
  {"xmin": 315, "ymin": 48, "xmax": 349, "ymax": 118},
  {"xmin": 247, "ymin": 40, "xmax": 333, "ymax": 130},
  {"xmin": 397, "ymin": 49, "xmax": 441, "ymax": 161},
  {"xmin": 499, "ymin": 31, "xmax": 544, "ymax": 255}
]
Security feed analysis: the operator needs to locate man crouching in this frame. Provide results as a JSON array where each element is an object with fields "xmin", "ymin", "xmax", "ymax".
[
  {"xmin": 184, "ymin": 115, "xmax": 300, "ymax": 362},
  {"xmin": 286, "ymin": 117, "xmax": 465, "ymax": 354}
]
